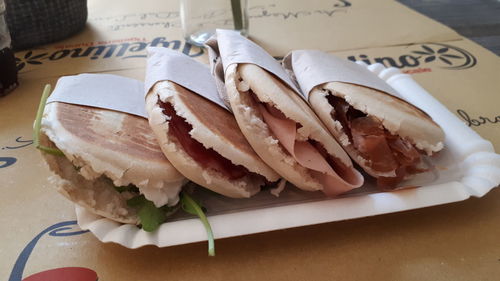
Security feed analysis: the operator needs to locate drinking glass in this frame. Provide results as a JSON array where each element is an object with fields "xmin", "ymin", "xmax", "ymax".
[{"xmin": 180, "ymin": 0, "xmax": 248, "ymax": 47}]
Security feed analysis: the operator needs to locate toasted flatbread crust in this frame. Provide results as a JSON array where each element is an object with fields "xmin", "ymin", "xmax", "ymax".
[
  {"xmin": 40, "ymin": 133, "xmax": 138, "ymax": 224},
  {"xmin": 309, "ymin": 82, "xmax": 445, "ymax": 178},
  {"xmin": 225, "ymin": 63, "xmax": 363, "ymax": 192},
  {"xmin": 41, "ymin": 102, "xmax": 185, "ymax": 211},
  {"xmin": 145, "ymin": 80, "xmax": 279, "ymax": 198},
  {"xmin": 312, "ymin": 82, "xmax": 444, "ymax": 154}
]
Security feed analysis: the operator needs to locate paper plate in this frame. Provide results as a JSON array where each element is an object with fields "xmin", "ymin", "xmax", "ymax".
[{"xmin": 76, "ymin": 63, "xmax": 500, "ymax": 249}]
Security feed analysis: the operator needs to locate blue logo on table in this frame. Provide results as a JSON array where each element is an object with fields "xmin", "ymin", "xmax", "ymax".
[
  {"xmin": 347, "ymin": 42, "xmax": 477, "ymax": 70},
  {"xmin": 8, "ymin": 221, "xmax": 95, "ymax": 281},
  {"xmin": 1, "ymin": 136, "xmax": 33, "ymax": 169}
]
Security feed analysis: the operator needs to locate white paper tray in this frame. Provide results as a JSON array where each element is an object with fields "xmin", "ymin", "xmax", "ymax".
[{"xmin": 76, "ymin": 63, "xmax": 500, "ymax": 249}]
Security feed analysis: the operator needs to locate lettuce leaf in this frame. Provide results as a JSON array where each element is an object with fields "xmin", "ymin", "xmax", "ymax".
[
  {"xmin": 33, "ymin": 84, "xmax": 64, "ymax": 156},
  {"xmin": 114, "ymin": 185, "xmax": 140, "ymax": 193},
  {"xmin": 127, "ymin": 195, "xmax": 165, "ymax": 232},
  {"xmin": 181, "ymin": 192, "xmax": 215, "ymax": 256}
]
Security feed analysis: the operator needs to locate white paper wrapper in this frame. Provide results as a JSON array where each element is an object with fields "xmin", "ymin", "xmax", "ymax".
[
  {"xmin": 282, "ymin": 50, "xmax": 400, "ymax": 98},
  {"xmin": 48, "ymin": 73, "xmax": 147, "ymax": 118},
  {"xmin": 205, "ymin": 29, "xmax": 302, "ymax": 101},
  {"xmin": 76, "ymin": 63, "xmax": 500, "ymax": 249},
  {"xmin": 46, "ymin": 72, "xmax": 187, "ymax": 214},
  {"xmin": 145, "ymin": 47, "xmax": 228, "ymax": 110}
]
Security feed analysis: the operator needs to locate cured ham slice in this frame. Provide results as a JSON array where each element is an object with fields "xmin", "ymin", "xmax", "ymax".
[
  {"xmin": 351, "ymin": 117, "xmax": 399, "ymax": 173},
  {"xmin": 257, "ymin": 102, "xmax": 361, "ymax": 196},
  {"xmin": 328, "ymin": 95, "xmax": 425, "ymax": 188},
  {"xmin": 160, "ymin": 101, "xmax": 249, "ymax": 180}
]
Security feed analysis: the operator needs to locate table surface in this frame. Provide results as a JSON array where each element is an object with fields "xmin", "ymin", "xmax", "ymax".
[
  {"xmin": 399, "ymin": 0, "xmax": 500, "ymax": 55},
  {"xmin": 2, "ymin": 1, "xmax": 500, "ymax": 280}
]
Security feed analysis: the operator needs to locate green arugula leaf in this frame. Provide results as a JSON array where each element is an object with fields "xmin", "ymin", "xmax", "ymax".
[
  {"xmin": 114, "ymin": 184, "xmax": 140, "ymax": 193},
  {"xmin": 138, "ymin": 199, "xmax": 166, "ymax": 232},
  {"xmin": 181, "ymin": 197, "xmax": 198, "ymax": 216},
  {"xmin": 126, "ymin": 194, "xmax": 148, "ymax": 207},
  {"xmin": 33, "ymin": 84, "xmax": 64, "ymax": 156},
  {"xmin": 127, "ymin": 195, "xmax": 181, "ymax": 232},
  {"xmin": 181, "ymin": 192, "xmax": 215, "ymax": 256}
]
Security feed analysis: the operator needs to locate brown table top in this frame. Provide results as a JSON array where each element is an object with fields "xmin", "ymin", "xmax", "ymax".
[{"xmin": 2, "ymin": 0, "xmax": 499, "ymax": 280}]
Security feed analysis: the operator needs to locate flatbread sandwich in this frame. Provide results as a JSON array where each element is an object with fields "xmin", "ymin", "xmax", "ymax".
[
  {"xmin": 283, "ymin": 50, "xmax": 445, "ymax": 188},
  {"xmin": 35, "ymin": 74, "xmax": 186, "ymax": 231},
  {"xmin": 207, "ymin": 31, "xmax": 364, "ymax": 196},
  {"xmin": 145, "ymin": 47, "xmax": 280, "ymax": 198}
]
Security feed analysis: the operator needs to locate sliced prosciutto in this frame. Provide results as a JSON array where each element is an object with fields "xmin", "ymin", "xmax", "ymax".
[
  {"xmin": 160, "ymin": 101, "xmax": 249, "ymax": 180},
  {"xmin": 256, "ymin": 101, "xmax": 362, "ymax": 196},
  {"xmin": 327, "ymin": 95, "xmax": 425, "ymax": 189}
]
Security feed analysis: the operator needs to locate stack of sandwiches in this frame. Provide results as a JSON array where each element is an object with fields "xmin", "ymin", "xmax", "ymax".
[{"xmin": 37, "ymin": 31, "xmax": 445, "ymax": 236}]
